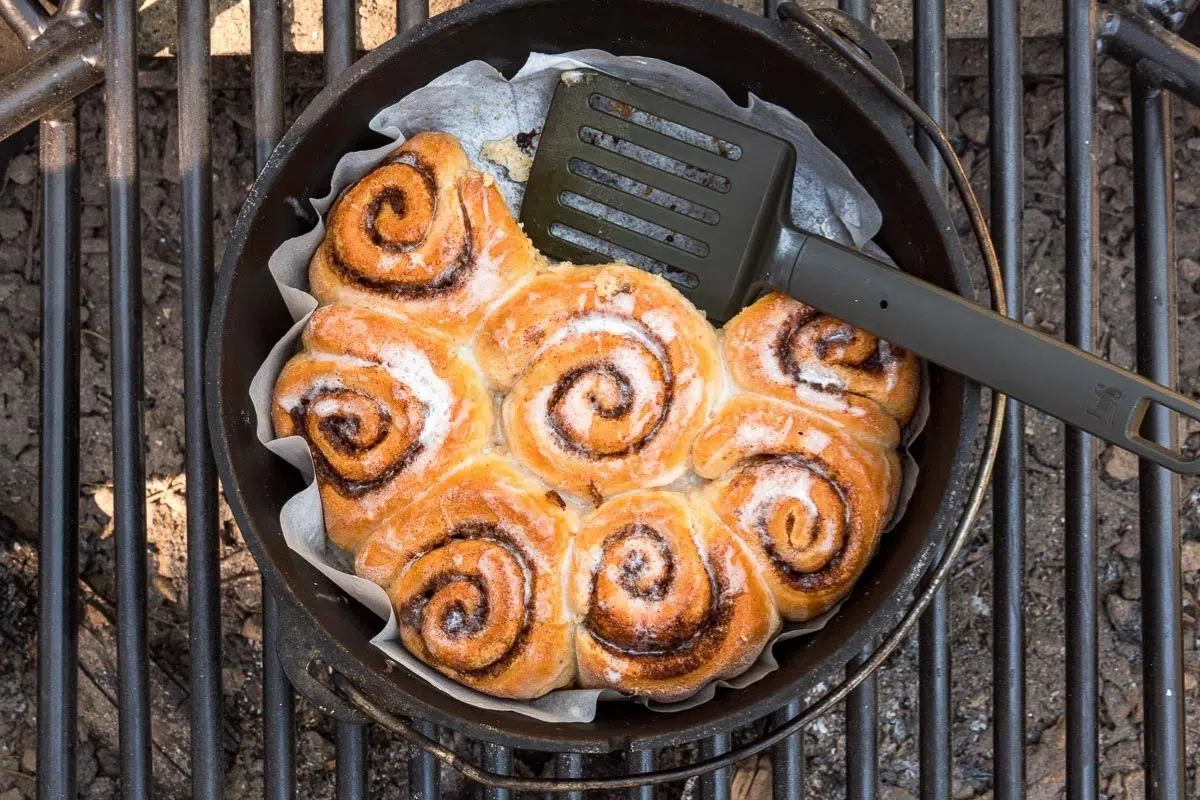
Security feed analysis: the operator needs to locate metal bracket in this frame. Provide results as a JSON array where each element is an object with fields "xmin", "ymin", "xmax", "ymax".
[{"xmin": 0, "ymin": 0, "xmax": 104, "ymax": 143}]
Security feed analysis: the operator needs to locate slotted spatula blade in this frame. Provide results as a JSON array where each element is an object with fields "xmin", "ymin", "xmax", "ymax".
[
  {"xmin": 520, "ymin": 69, "xmax": 800, "ymax": 323},
  {"xmin": 518, "ymin": 68, "xmax": 1200, "ymax": 476}
]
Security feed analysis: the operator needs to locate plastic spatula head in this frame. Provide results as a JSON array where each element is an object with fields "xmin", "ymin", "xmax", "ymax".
[{"xmin": 520, "ymin": 69, "xmax": 798, "ymax": 323}]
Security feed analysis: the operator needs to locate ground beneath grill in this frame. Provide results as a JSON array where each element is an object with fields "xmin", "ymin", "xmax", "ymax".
[{"xmin": 0, "ymin": 56, "xmax": 1197, "ymax": 800}]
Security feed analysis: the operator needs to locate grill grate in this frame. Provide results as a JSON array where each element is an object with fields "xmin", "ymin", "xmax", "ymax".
[{"xmin": 2, "ymin": 0, "xmax": 1195, "ymax": 797}]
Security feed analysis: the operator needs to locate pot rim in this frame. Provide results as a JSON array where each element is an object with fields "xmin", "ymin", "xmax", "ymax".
[{"xmin": 206, "ymin": 0, "xmax": 994, "ymax": 752}]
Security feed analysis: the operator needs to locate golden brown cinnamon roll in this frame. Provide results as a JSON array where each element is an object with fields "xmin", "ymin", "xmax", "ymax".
[
  {"xmin": 354, "ymin": 456, "xmax": 576, "ymax": 699},
  {"xmin": 693, "ymin": 395, "xmax": 901, "ymax": 621},
  {"xmin": 271, "ymin": 304, "xmax": 492, "ymax": 551},
  {"xmin": 571, "ymin": 490, "xmax": 779, "ymax": 702},
  {"xmin": 724, "ymin": 292, "xmax": 920, "ymax": 425},
  {"xmin": 475, "ymin": 264, "xmax": 721, "ymax": 503},
  {"xmin": 310, "ymin": 132, "xmax": 543, "ymax": 341}
]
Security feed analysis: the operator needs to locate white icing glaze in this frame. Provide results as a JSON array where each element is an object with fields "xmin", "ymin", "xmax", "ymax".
[{"xmin": 736, "ymin": 466, "xmax": 818, "ymax": 532}]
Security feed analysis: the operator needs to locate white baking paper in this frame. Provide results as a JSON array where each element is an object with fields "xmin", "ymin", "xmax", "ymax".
[{"xmin": 248, "ymin": 50, "xmax": 925, "ymax": 722}]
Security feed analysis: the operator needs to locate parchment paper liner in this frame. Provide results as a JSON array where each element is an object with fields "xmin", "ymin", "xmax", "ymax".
[{"xmin": 247, "ymin": 51, "xmax": 928, "ymax": 723}]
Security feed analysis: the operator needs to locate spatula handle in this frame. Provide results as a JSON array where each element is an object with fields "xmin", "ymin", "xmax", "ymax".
[{"xmin": 773, "ymin": 233, "xmax": 1200, "ymax": 475}]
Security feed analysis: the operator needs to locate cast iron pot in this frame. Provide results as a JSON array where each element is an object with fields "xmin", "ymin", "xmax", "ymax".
[{"xmin": 207, "ymin": 0, "xmax": 986, "ymax": 754}]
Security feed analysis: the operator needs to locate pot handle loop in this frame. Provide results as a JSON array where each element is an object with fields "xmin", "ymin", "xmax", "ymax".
[
  {"xmin": 776, "ymin": 4, "xmax": 904, "ymax": 89},
  {"xmin": 275, "ymin": 599, "xmax": 369, "ymax": 724}
]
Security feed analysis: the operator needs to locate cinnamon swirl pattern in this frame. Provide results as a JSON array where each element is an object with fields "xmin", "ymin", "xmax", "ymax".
[
  {"xmin": 693, "ymin": 395, "xmax": 901, "ymax": 621},
  {"xmin": 474, "ymin": 264, "xmax": 721, "ymax": 502},
  {"xmin": 270, "ymin": 304, "xmax": 492, "ymax": 551},
  {"xmin": 355, "ymin": 456, "xmax": 576, "ymax": 699},
  {"xmin": 270, "ymin": 132, "xmax": 923, "ymax": 702},
  {"xmin": 571, "ymin": 491, "xmax": 779, "ymax": 702},
  {"xmin": 309, "ymin": 132, "xmax": 543, "ymax": 341},
  {"xmin": 724, "ymin": 292, "xmax": 920, "ymax": 425}
]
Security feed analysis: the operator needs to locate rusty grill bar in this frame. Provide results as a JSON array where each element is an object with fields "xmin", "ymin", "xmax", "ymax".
[{"xmin": 6, "ymin": 0, "xmax": 1195, "ymax": 797}]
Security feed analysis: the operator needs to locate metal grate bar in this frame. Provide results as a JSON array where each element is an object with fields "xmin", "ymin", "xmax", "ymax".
[
  {"xmin": 335, "ymin": 723, "xmax": 368, "ymax": 800},
  {"xmin": 838, "ymin": 0, "xmax": 878, "ymax": 795},
  {"xmin": 250, "ymin": 1, "xmax": 294, "ymax": 796},
  {"xmin": 838, "ymin": 0, "xmax": 869, "ymax": 22},
  {"xmin": 324, "ymin": 0, "xmax": 355, "ymax": 82},
  {"xmin": 1130, "ymin": 73, "xmax": 1187, "ymax": 800},
  {"xmin": 986, "ymin": 0, "xmax": 1026, "ymax": 795},
  {"xmin": 251, "ymin": 0, "xmax": 286, "ymax": 169},
  {"xmin": 397, "ymin": 0, "xmax": 427, "ymax": 37},
  {"xmin": 178, "ymin": 0, "xmax": 225, "ymax": 796},
  {"xmin": 627, "ymin": 747, "xmax": 656, "ymax": 800},
  {"xmin": 390, "ymin": 7, "xmax": 440, "ymax": 792},
  {"xmin": 104, "ymin": 0, "xmax": 153, "ymax": 793},
  {"xmin": 913, "ymin": 0, "xmax": 950, "ymax": 798},
  {"xmin": 262, "ymin": 590, "xmax": 296, "ymax": 800},
  {"xmin": 770, "ymin": 701, "xmax": 804, "ymax": 800},
  {"xmin": 699, "ymin": 732, "xmax": 731, "ymax": 800},
  {"xmin": 482, "ymin": 742, "xmax": 513, "ymax": 800},
  {"xmin": 1062, "ymin": 1, "xmax": 1099, "ymax": 798},
  {"xmin": 316, "ymin": 4, "xmax": 371, "ymax": 793},
  {"xmin": 36, "ymin": 103, "xmax": 81, "ymax": 800},
  {"xmin": 408, "ymin": 719, "xmax": 439, "ymax": 798},
  {"xmin": 554, "ymin": 751, "xmax": 585, "ymax": 800},
  {"xmin": 845, "ymin": 649, "xmax": 876, "ymax": 800}
]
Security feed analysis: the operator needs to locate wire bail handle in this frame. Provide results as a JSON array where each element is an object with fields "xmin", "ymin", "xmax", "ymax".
[{"xmin": 324, "ymin": 6, "xmax": 1008, "ymax": 790}]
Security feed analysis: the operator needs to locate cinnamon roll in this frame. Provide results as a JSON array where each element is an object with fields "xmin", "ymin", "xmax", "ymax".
[
  {"xmin": 693, "ymin": 395, "xmax": 901, "ymax": 621},
  {"xmin": 310, "ymin": 132, "xmax": 543, "ymax": 341},
  {"xmin": 355, "ymin": 456, "xmax": 576, "ymax": 699},
  {"xmin": 571, "ymin": 490, "xmax": 779, "ymax": 702},
  {"xmin": 271, "ymin": 304, "xmax": 492, "ymax": 551},
  {"xmin": 475, "ymin": 264, "xmax": 721, "ymax": 502},
  {"xmin": 724, "ymin": 292, "xmax": 920, "ymax": 425}
]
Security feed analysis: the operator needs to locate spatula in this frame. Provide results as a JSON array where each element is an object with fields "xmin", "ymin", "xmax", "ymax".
[{"xmin": 518, "ymin": 69, "xmax": 1200, "ymax": 475}]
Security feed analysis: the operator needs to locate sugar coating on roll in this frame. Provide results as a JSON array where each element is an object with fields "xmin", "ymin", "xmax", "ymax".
[
  {"xmin": 570, "ymin": 490, "xmax": 779, "ymax": 702},
  {"xmin": 693, "ymin": 395, "xmax": 901, "ymax": 621},
  {"xmin": 474, "ymin": 264, "xmax": 721, "ymax": 504},
  {"xmin": 310, "ymin": 131, "xmax": 545, "ymax": 341},
  {"xmin": 271, "ymin": 303, "xmax": 492, "ymax": 550},
  {"xmin": 355, "ymin": 455, "xmax": 576, "ymax": 699},
  {"xmin": 723, "ymin": 292, "xmax": 920, "ymax": 425}
]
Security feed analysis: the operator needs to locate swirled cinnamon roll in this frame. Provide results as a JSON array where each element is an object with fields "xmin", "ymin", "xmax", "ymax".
[
  {"xmin": 271, "ymin": 304, "xmax": 492, "ymax": 551},
  {"xmin": 355, "ymin": 456, "xmax": 576, "ymax": 699},
  {"xmin": 724, "ymin": 292, "xmax": 920, "ymax": 425},
  {"xmin": 475, "ymin": 264, "xmax": 721, "ymax": 502},
  {"xmin": 571, "ymin": 490, "xmax": 779, "ymax": 701},
  {"xmin": 692, "ymin": 395, "xmax": 901, "ymax": 621},
  {"xmin": 310, "ymin": 132, "xmax": 543, "ymax": 341}
]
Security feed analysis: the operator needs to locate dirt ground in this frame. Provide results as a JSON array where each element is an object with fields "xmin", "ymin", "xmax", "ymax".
[{"xmin": 0, "ymin": 52, "xmax": 1198, "ymax": 800}]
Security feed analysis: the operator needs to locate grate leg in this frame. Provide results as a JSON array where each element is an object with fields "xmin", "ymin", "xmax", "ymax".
[
  {"xmin": 408, "ymin": 720, "xmax": 439, "ymax": 799},
  {"xmin": 845, "ymin": 648, "xmax": 876, "ymax": 800},
  {"xmin": 627, "ymin": 747, "xmax": 656, "ymax": 800},
  {"xmin": 336, "ymin": 723, "xmax": 368, "ymax": 800},
  {"xmin": 1130, "ymin": 74, "xmax": 1187, "ymax": 800},
  {"xmin": 771, "ymin": 701, "xmax": 804, "ymax": 800},
  {"xmin": 700, "ymin": 733, "xmax": 731, "ymax": 800},
  {"xmin": 37, "ymin": 103, "xmax": 81, "ymax": 800},
  {"xmin": 555, "ymin": 751, "xmax": 585, "ymax": 800},
  {"xmin": 482, "ymin": 742, "xmax": 512, "ymax": 800}
]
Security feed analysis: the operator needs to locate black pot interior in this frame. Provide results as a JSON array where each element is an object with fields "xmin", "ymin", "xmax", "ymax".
[{"xmin": 208, "ymin": 0, "xmax": 982, "ymax": 752}]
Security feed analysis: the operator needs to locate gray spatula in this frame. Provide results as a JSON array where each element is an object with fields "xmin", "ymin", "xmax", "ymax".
[{"xmin": 518, "ymin": 69, "xmax": 1200, "ymax": 475}]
